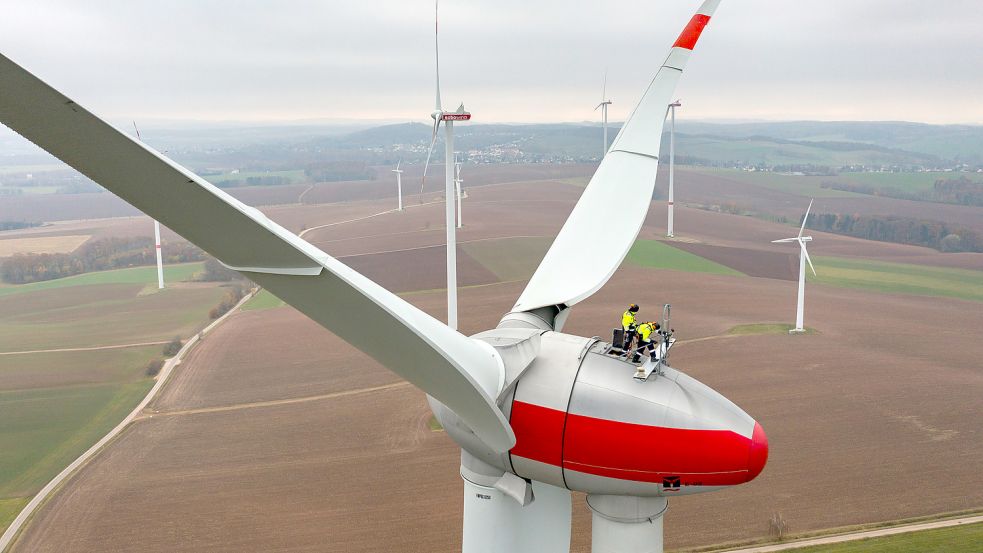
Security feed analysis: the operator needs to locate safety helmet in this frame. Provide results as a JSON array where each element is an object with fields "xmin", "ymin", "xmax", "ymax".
[{"xmin": 629, "ymin": 304, "xmax": 639, "ymax": 312}]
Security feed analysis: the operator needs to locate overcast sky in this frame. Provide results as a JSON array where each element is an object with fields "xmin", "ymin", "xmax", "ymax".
[{"xmin": 2, "ymin": 0, "xmax": 982, "ymax": 126}]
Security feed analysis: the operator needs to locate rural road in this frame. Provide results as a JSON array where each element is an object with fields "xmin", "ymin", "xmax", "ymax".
[
  {"xmin": 0, "ymin": 340, "xmax": 169, "ymax": 356},
  {"xmin": 721, "ymin": 514, "xmax": 983, "ymax": 552},
  {"xmin": 0, "ymin": 290, "xmax": 256, "ymax": 553}
]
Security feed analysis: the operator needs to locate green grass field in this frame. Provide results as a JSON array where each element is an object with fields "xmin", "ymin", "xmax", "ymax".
[
  {"xmin": 0, "ymin": 285, "xmax": 226, "ymax": 351},
  {"xmin": 688, "ymin": 168, "xmax": 862, "ymax": 199},
  {"xmin": 462, "ymin": 236, "xmax": 553, "ymax": 282},
  {"xmin": 832, "ymin": 171, "xmax": 952, "ymax": 193},
  {"xmin": 0, "ymin": 265, "xmax": 229, "ymax": 535},
  {"xmin": 0, "ymin": 380, "xmax": 152, "ymax": 499},
  {"xmin": 241, "ymin": 288, "xmax": 285, "ymax": 311},
  {"xmin": 792, "ymin": 522, "xmax": 983, "ymax": 552},
  {"xmin": 0, "ymin": 262, "xmax": 204, "ymax": 298},
  {"xmin": 0, "ymin": 497, "xmax": 28, "ymax": 533},
  {"xmin": 811, "ymin": 256, "xmax": 983, "ymax": 303},
  {"xmin": 626, "ymin": 240, "xmax": 744, "ymax": 276},
  {"xmin": 728, "ymin": 323, "xmax": 801, "ymax": 335}
]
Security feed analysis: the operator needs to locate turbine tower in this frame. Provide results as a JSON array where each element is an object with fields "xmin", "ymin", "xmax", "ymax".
[
  {"xmin": 772, "ymin": 199, "xmax": 817, "ymax": 333},
  {"xmin": 132, "ymin": 121, "xmax": 164, "ymax": 289},
  {"xmin": 667, "ymin": 99, "xmax": 681, "ymax": 238},
  {"xmin": 1, "ymin": 2, "xmax": 759, "ymax": 553},
  {"xmin": 391, "ymin": 160, "xmax": 403, "ymax": 211},
  {"xmin": 419, "ymin": 0, "xmax": 471, "ymax": 330},
  {"xmin": 454, "ymin": 152, "xmax": 463, "ymax": 228},
  {"xmin": 595, "ymin": 70, "xmax": 613, "ymax": 159}
]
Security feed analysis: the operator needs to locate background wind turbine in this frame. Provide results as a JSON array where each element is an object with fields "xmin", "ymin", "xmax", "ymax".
[
  {"xmin": 132, "ymin": 121, "xmax": 164, "ymax": 290},
  {"xmin": 0, "ymin": 2, "xmax": 757, "ymax": 553},
  {"xmin": 772, "ymin": 199, "xmax": 817, "ymax": 333},
  {"xmin": 667, "ymin": 99, "xmax": 681, "ymax": 238},
  {"xmin": 418, "ymin": 0, "xmax": 471, "ymax": 330},
  {"xmin": 391, "ymin": 159, "xmax": 403, "ymax": 211},
  {"xmin": 595, "ymin": 70, "xmax": 613, "ymax": 159},
  {"xmin": 454, "ymin": 152, "xmax": 463, "ymax": 228}
]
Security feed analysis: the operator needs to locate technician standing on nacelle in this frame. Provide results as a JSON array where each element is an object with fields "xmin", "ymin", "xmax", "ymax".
[
  {"xmin": 632, "ymin": 321, "xmax": 662, "ymax": 363},
  {"xmin": 621, "ymin": 304, "xmax": 640, "ymax": 351}
]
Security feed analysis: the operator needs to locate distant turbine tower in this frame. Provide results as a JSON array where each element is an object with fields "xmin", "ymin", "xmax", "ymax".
[
  {"xmin": 133, "ymin": 121, "xmax": 164, "ymax": 289},
  {"xmin": 419, "ymin": 0, "xmax": 471, "ymax": 330},
  {"xmin": 454, "ymin": 153, "xmax": 463, "ymax": 228},
  {"xmin": 667, "ymin": 99, "xmax": 681, "ymax": 238},
  {"xmin": 595, "ymin": 70, "xmax": 613, "ymax": 159},
  {"xmin": 772, "ymin": 199, "xmax": 817, "ymax": 333},
  {"xmin": 392, "ymin": 160, "xmax": 403, "ymax": 211}
]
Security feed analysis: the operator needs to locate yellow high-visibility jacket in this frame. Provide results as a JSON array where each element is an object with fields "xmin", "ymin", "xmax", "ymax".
[
  {"xmin": 637, "ymin": 322, "xmax": 656, "ymax": 342},
  {"xmin": 622, "ymin": 310, "xmax": 637, "ymax": 331}
]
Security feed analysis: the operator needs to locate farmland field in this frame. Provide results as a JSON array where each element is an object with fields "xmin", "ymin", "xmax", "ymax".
[
  {"xmin": 793, "ymin": 522, "xmax": 983, "ymax": 553},
  {"xmin": 240, "ymin": 288, "xmax": 284, "ymax": 311},
  {"xmin": 811, "ymin": 256, "xmax": 983, "ymax": 302},
  {"xmin": 0, "ymin": 235, "xmax": 89, "ymax": 256},
  {"xmin": 0, "ymin": 266, "xmax": 233, "ymax": 537},
  {"xmin": 627, "ymin": 239, "xmax": 744, "ymax": 276},
  {"xmin": 0, "ymin": 262, "xmax": 203, "ymax": 298}
]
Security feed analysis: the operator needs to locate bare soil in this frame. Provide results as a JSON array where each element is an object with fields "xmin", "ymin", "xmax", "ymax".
[{"xmin": 9, "ymin": 179, "xmax": 983, "ymax": 552}]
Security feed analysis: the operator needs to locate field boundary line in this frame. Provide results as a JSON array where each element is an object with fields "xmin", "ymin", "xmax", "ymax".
[
  {"xmin": 141, "ymin": 381, "xmax": 412, "ymax": 420},
  {"xmin": 0, "ymin": 341, "xmax": 169, "ymax": 356},
  {"xmin": 720, "ymin": 514, "xmax": 983, "ymax": 552},
  {"xmin": 0, "ymin": 289, "xmax": 256, "ymax": 553}
]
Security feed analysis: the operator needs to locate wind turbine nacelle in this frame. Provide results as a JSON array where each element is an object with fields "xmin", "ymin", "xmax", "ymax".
[
  {"xmin": 441, "ymin": 113, "xmax": 471, "ymax": 121},
  {"xmin": 432, "ymin": 330, "xmax": 767, "ymax": 497}
]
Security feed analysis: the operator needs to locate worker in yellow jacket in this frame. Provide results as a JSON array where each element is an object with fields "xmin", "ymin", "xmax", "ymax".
[
  {"xmin": 632, "ymin": 321, "xmax": 662, "ymax": 363},
  {"xmin": 621, "ymin": 304, "xmax": 640, "ymax": 351}
]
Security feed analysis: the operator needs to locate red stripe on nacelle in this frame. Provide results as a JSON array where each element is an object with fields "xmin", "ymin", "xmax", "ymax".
[
  {"xmin": 509, "ymin": 400, "xmax": 565, "ymax": 466},
  {"xmin": 673, "ymin": 14, "xmax": 711, "ymax": 50},
  {"xmin": 510, "ymin": 400, "xmax": 761, "ymax": 487}
]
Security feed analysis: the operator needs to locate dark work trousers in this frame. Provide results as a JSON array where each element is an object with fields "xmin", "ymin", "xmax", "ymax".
[
  {"xmin": 632, "ymin": 339, "xmax": 656, "ymax": 363},
  {"xmin": 622, "ymin": 329, "xmax": 636, "ymax": 352}
]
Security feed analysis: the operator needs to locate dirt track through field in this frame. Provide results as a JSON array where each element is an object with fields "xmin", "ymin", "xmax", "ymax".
[
  {"xmin": 9, "ymin": 177, "xmax": 983, "ymax": 553},
  {"xmin": 0, "ymin": 340, "xmax": 169, "ymax": 356},
  {"xmin": 142, "ymin": 382, "xmax": 411, "ymax": 420}
]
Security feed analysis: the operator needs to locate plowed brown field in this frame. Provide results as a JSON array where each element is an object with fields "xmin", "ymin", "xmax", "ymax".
[{"xmin": 9, "ymin": 178, "xmax": 983, "ymax": 552}]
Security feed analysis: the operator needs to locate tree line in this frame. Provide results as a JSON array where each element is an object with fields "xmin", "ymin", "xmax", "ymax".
[
  {"xmin": 821, "ymin": 176, "xmax": 983, "ymax": 207},
  {"xmin": 809, "ymin": 212, "xmax": 982, "ymax": 253},
  {"xmin": 0, "ymin": 236, "xmax": 204, "ymax": 284}
]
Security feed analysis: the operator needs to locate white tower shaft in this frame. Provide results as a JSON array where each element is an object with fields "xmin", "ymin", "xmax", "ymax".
[
  {"xmin": 154, "ymin": 220, "xmax": 164, "ymax": 289},
  {"xmin": 795, "ymin": 245, "xmax": 806, "ymax": 331},
  {"xmin": 455, "ymin": 157, "xmax": 462, "ymax": 228},
  {"xmin": 667, "ymin": 104, "xmax": 676, "ymax": 238},
  {"xmin": 396, "ymin": 172, "xmax": 403, "ymax": 211},
  {"xmin": 445, "ymin": 120, "xmax": 457, "ymax": 330},
  {"xmin": 589, "ymin": 495, "xmax": 668, "ymax": 553},
  {"xmin": 602, "ymin": 104, "xmax": 608, "ymax": 158}
]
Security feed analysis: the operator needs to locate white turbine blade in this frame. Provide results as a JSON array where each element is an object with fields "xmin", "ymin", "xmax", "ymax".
[
  {"xmin": 771, "ymin": 237, "xmax": 798, "ymax": 243},
  {"xmin": 800, "ymin": 240, "xmax": 817, "ymax": 276},
  {"xmin": 462, "ymin": 479, "xmax": 571, "ymax": 552},
  {"xmin": 602, "ymin": 68, "xmax": 608, "ymax": 101},
  {"xmin": 798, "ymin": 198, "xmax": 813, "ymax": 239},
  {"xmin": 395, "ymin": 158, "xmax": 401, "ymax": 171},
  {"xmin": 0, "ymin": 53, "xmax": 515, "ymax": 453},
  {"xmin": 420, "ymin": 118, "xmax": 442, "ymax": 194},
  {"xmin": 512, "ymin": 0, "xmax": 722, "ymax": 313}
]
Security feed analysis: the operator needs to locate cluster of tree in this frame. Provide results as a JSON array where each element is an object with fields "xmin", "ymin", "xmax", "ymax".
[
  {"xmin": 0, "ymin": 237, "xmax": 204, "ymax": 284},
  {"xmin": 0, "ymin": 221, "xmax": 41, "ymax": 231},
  {"xmin": 216, "ymin": 176, "xmax": 291, "ymax": 188},
  {"xmin": 821, "ymin": 176, "xmax": 983, "ymax": 207},
  {"xmin": 163, "ymin": 336, "xmax": 183, "ymax": 357},
  {"xmin": 303, "ymin": 161, "xmax": 373, "ymax": 183},
  {"xmin": 196, "ymin": 257, "xmax": 247, "ymax": 282},
  {"xmin": 145, "ymin": 358, "xmax": 165, "ymax": 377},
  {"xmin": 809, "ymin": 213, "xmax": 982, "ymax": 252},
  {"xmin": 208, "ymin": 284, "xmax": 249, "ymax": 319}
]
